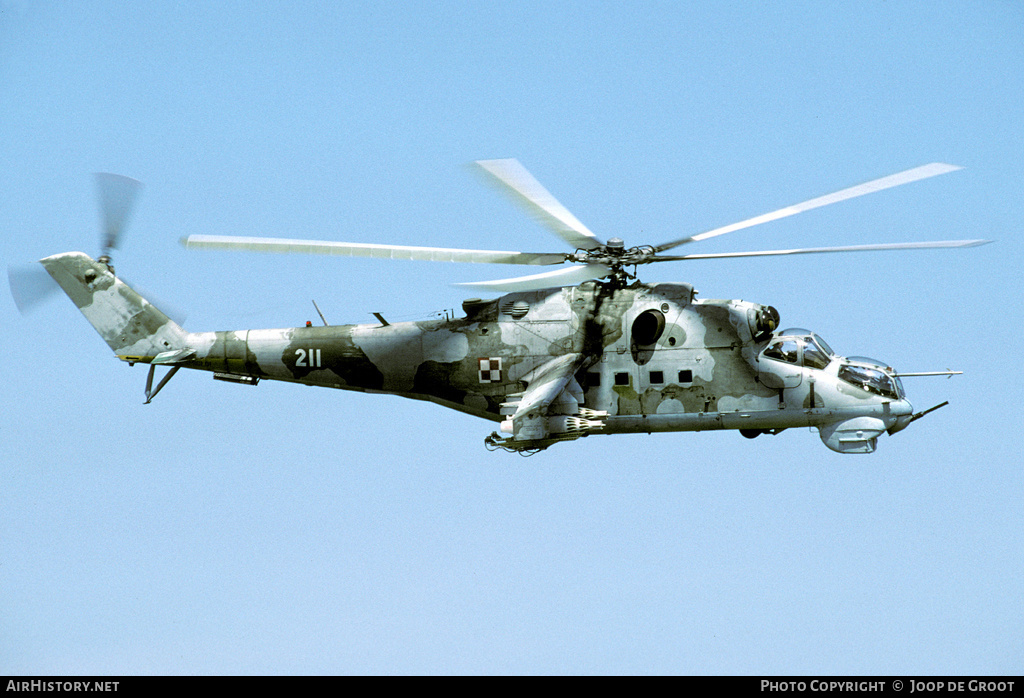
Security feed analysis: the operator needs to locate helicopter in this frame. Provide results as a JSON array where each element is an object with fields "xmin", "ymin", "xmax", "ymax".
[{"xmin": 18, "ymin": 160, "xmax": 990, "ymax": 454}]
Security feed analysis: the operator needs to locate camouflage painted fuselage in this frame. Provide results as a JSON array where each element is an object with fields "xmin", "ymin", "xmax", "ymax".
[
  {"xmin": 182, "ymin": 282, "xmax": 777, "ymax": 421},
  {"xmin": 41, "ymin": 251, "xmax": 916, "ymax": 453}
]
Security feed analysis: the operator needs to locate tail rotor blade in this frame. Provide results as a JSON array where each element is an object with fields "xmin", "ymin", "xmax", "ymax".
[
  {"xmin": 95, "ymin": 173, "xmax": 143, "ymax": 253},
  {"xmin": 8, "ymin": 263, "xmax": 61, "ymax": 314}
]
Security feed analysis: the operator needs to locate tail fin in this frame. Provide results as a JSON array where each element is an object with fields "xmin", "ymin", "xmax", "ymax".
[{"xmin": 40, "ymin": 252, "xmax": 189, "ymax": 362}]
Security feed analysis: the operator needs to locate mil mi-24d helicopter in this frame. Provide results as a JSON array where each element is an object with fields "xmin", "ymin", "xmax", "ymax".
[{"xmin": 16, "ymin": 160, "xmax": 990, "ymax": 454}]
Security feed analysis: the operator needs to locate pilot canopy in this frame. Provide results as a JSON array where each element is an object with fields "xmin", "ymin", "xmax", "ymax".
[{"xmin": 762, "ymin": 329, "xmax": 835, "ymax": 370}]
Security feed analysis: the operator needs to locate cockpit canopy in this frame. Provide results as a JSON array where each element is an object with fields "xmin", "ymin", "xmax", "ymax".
[
  {"xmin": 762, "ymin": 331, "xmax": 905, "ymax": 400},
  {"xmin": 839, "ymin": 357, "xmax": 904, "ymax": 400},
  {"xmin": 762, "ymin": 329, "xmax": 835, "ymax": 370}
]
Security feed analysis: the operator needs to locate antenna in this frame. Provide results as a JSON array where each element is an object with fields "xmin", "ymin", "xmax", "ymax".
[{"xmin": 311, "ymin": 300, "xmax": 328, "ymax": 326}]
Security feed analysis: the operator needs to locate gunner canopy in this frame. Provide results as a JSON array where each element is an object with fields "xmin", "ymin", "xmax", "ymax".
[{"xmin": 839, "ymin": 357, "xmax": 904, "ymax": 400}]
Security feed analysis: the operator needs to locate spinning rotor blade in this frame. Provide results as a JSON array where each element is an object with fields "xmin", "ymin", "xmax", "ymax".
[
  {"xmin": 457, "ymin": 263, "xmax": 611, "ymax": 293},
  {"xmin": 8, "ymin": 264, "xmax": 61, "ymax": 314},
  {"xmin": 95, "ymin": 173, "xmax": 143, "ymax": 254},
  {"xmin": 182, "ymin": 160, "xmax": 983, "ymax": 294},
  {"xmin": 8, "ymin": 260, "xmax": 186, "ymax": 325},
  {"xmin": 181, "ymin": 235, "xmax": 566, "ymax": 266},
  {"xmin": 651, "ymin": 238, "xmax": 991, "ymax": 262},
  {"xmin": 653, "ymin": 163, "xmax": 962, "ymax": 253},
  {"xmin": 475, "ymin": 159, "xmax": 604, "ymax": 251},
  {"xmin": 11, "ymin": 173, "xmax": 147, "ymax": 315}
]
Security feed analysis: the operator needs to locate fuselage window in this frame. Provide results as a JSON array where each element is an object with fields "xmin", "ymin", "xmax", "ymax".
[
  {"xmin": 615, "ymin": 372, "xmax": 630, "ymax": 386},
  {"xmin": 650, "ymin": 370, "xmax": 664, "ymax": 384},
  {"xmin": 678, "ymin": 369, "xmax": 693, "ymax": 383}
]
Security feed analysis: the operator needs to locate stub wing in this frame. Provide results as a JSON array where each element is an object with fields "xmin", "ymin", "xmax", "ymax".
[{"xmin": 492, "ymin": 354, "xmax": 606, "ymax": 451}]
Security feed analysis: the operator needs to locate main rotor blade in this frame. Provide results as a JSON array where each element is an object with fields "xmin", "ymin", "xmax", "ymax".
[
  {"xmin": 95, "ymin": 173, "xmax": 142, "ymax": 253},
  {"xmin": 650, "ymin": 238, "xmax": 991, "ymax": 262},
  {"xmin": 457, "ymin": 263, "xmax": 611, "ymax": 293},
  {"xmin": 653, "ymin": 163, "xmax": 962, "ymax": 253},
  {"xmin": 475, "ymin": 159, "xmax": 604, "ymax": 251},
  {"xmin": 181, "ymin": 235, "xmax": 567, "ymax": 266}
]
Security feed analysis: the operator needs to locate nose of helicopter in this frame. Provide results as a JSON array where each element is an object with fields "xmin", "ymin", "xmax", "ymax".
[
  {"xmin": 886, "ymin": 389, "xmax": 922, "ymax": 436},
  {"xmin": 887, "ymin": 407, "xmax": 914, "ymax": 435}
]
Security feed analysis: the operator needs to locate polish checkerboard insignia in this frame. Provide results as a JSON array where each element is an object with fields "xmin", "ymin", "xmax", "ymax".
[{"xmin": 478, "ymin": 357, "xmax": 502, "ymax": 383}]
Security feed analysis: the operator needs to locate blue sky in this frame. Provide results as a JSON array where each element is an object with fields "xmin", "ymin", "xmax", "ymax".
[{"xmin": 2, "ymin": 0, "xmax": 1021, "ymax": 675}]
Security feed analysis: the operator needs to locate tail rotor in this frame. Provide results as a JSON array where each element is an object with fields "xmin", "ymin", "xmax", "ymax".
[
  {"xmin": 8, "ymin": 173, "xmax": 143, "ymax": 313},
  {"xmin": 95, "ymin": 172, "xmax": 143, "ymax": 273}
]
